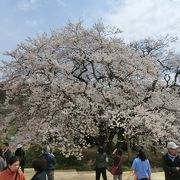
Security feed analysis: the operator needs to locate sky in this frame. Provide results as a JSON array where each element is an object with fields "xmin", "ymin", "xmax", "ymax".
[{"xmin": 1, "ymin": 0, "xmax": 180, "ymax": 59}]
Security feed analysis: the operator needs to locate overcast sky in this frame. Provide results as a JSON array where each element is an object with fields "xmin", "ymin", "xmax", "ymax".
[{"xmin": 1, "ymin": 0, "xmax": 180, "ymax": 59}]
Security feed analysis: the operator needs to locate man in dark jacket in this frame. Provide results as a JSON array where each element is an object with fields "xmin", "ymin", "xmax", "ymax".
[
  {"xmin": 2, "ymin": 142, "xmax": 12, "ymax": 166},
  {"xmin": 162, "ymin": 142, "xmax": 180, "ymax": 180}
]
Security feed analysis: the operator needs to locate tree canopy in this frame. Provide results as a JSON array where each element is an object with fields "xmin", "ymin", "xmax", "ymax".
[{"xmin": 0, "ymin": 22, "xmax": 179, "ymax": 157}]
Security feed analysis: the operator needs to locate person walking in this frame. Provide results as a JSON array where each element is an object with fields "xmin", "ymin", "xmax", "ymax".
[
  {"xmin": 95, "ymin": 146, "xmax": 108, "ymax": 180},
  {"xmin": 162, "ymin": 142, "xmax": 180, "ymax": 180},
  {"xmin": 0, "ymin": 156, "xmax": 26, "ymax": 180},
  {"xmin": 15, "ymin": 144, "xmax": 26, "ymax": 172},
  {"xmin": 41, "ymin": 146, "xmax": 56, "ymax": 180},
  {"xmin": 131, "ymin": 148, "xmax": 151, "ymax": 180},
  {"xmin": 31, "ymin": 158, "xmax": 48, "ymax": 180},
  {"xmin": 111, "ymin": 148, "xmax": 123, "ymax": 180}
]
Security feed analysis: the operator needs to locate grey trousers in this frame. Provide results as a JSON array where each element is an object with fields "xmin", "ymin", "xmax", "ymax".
[
  {"xmin": 46, "ymin": 170, "xmax": 54, "ymax": 180},
  {"xmin": 113, "ymin": 174, "xmax": 122, "ymax": 180}
]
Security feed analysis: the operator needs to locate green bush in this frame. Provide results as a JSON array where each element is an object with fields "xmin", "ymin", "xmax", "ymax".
[
  {"xmin": 25, "ymin": 144, "xmax": 42, "ymax": 167},
  {"xmin": 53, "ymin": 148, "xmax": 84, "ymax": 170},
  {"xmin": 24, "ymin": 146, "xmax": 164, "ymax": 172},
  {"xmin": 25, "ymin": 145, "xmax": 84, "ymax": 170}
]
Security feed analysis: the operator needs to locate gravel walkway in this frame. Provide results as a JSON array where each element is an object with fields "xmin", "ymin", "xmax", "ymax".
[{"xmin": 25, "ymin": 168, "xmax": 165, "ymax": 180}]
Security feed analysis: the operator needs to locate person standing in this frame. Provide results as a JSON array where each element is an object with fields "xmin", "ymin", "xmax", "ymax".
[
  {"xmin": 0, "ymin": 147, "xmax": 5, "ymax": 171},
  {"xmin": 31, "ymin": 158, "xmax": 48, "ymax": 180},
  {"xmin": 0, "ymin": 156, "xmax": 26, "ymax": 180},
  {"xmin": 112, "ymin": 148, "xmax": 123, "ymax": 180},
  {"xmin": 95, "ymin": 146, "xmax": 108, "ymax": 180},
  {"xmin": 41, "ymin": 146, "xmax": 56, "ymax": 180},
  {"xmin": 162, "ymin": 142, "xmax": 180, "ymax": 180},
  {"xmin": 15, "ymin": 144, "xmax": 26, "ymax": 172},
  {"xmin": 2, "ymin": 142, "xmax": 12, "ymax": 166},
  {"xmin": 131, "ymin": 148, "xmax": 151, "ymax": 180}
]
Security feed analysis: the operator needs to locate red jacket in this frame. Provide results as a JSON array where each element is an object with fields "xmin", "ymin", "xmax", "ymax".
[
  {"xmin": 0, "ymin": 168, "xmax": 25, "ymax": 180},
  {"xmin": 113, "ymin": 155, "xmax": 122, "ymax": 175}
]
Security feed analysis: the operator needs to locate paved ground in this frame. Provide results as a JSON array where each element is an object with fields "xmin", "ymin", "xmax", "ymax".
[{"xmin": 24, "ymin": 168, "xmax": 165, "ymax": 180}]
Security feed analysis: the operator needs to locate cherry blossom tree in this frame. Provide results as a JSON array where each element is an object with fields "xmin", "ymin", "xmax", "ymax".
[
  {"xmin": 130, "ymin": 35, "xmax": 180, "ymax": 88},
  {"xmin": 0, "ymin": 22, "xmax": 179, "ymax": 157}
]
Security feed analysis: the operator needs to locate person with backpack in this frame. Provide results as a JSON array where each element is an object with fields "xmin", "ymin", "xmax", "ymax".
[
  {"xmin": 15, "ymin": 144, "xmax": 26, "ymax": 172},
  {"xmin": 31, "ymin": 158, "xmax": 48, "ymax": 180},
  {"xmin": 0, "ymin": 156, "xmax": 25, "ymax": 180},
  {"xmin": 41, "ymin": 146, "xmax": 56, "ymax": 180},
  {"xmin": 95, "ymin": 146, "xmax": 108, "ymax": 180}
]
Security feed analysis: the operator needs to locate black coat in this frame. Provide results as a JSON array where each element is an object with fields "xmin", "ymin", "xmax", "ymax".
[
  {"xmin": 31, "ymin": 171, "xmax": 48, "ymax": 180},
  {"xmin": 15, "ymin": 148, "xmax": 26, "ymax": 166},
  {"xmin": 162, "ymin": 153, "xmax": 180, "ymax": 180},
  {"xmin": 3, "ymin": 149, "xmax": 12, "ymax": 164}
]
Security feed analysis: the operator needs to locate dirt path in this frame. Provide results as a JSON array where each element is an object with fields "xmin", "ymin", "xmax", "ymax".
[{"xmin": 25, "ymin": 168, "xmax": 165, "ymax": 180}]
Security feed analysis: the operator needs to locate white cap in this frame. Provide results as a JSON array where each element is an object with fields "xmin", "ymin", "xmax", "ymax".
[
  {"xmin": 17, "ymin": 144, "xmax": 23, "ymax": 149},
  {"xmin": 167, "ymin": 142, "xmax": 179, "ymax": 149}
]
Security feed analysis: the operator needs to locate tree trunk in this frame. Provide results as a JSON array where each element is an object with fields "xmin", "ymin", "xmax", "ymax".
[{"xmin": 126, "ymin": 134, "xmax": 131, "ymax": 162}]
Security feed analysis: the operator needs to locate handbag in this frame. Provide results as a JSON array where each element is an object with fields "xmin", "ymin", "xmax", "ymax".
[
  {"xmin": 110, "ymin": 165, "xmax": 119, "ymax": 175},
  {"xmin": 126, "ymin": 171, "xmax": 136, "ymax": 180},
  {"xmin": 110, "ymin": 156, "xmax": 121, "ymax": 175}
]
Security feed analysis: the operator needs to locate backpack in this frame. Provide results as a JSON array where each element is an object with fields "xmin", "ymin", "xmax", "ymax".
[{"xmin": 42, "ymin": 153, "xmax": 55, "ymax": 170}]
